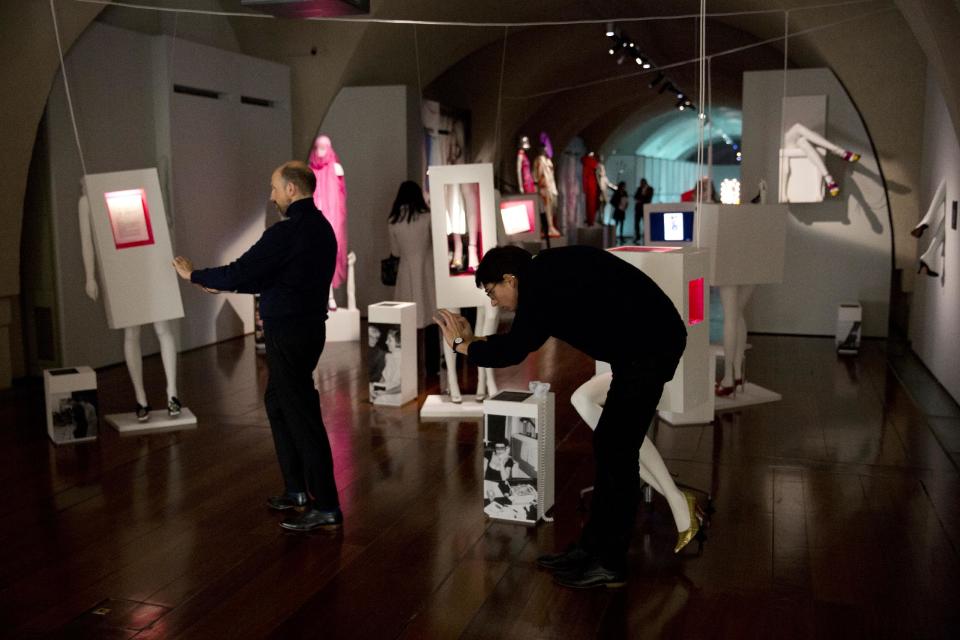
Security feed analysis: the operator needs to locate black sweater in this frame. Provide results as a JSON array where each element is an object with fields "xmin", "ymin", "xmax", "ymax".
[
  {"xmin": 190, "ymin": 198, "xmax": 337, "ymax": 320},
  {"xmin": 467, "ymin": 246, "xmax": 686, "ymax": 367}
]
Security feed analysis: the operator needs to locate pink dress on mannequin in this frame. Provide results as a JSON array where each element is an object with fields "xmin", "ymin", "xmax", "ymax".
[{"xmin": 309, "ymin": 135, "xmax": 348, "ymax": 289}]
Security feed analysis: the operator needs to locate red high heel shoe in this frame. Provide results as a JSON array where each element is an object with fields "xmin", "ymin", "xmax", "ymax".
[
  {"xmin": 918, "ymin": 260, "xmax": 939, "ymax": 277},
  {"xmin": 715, "ymin": 382, "xmax": 736, "ymax": 397}
]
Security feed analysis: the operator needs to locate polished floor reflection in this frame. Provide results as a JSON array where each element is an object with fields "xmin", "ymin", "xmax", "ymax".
[{"xmin": 0, "ymin": 333, "xmax": 958, "ymax": 638}]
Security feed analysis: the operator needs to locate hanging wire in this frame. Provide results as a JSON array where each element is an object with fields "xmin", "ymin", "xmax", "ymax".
[
  {"xmin": 493, "ymin": 26, "xmax": 509, "ymax": 181},
  {"xmin": 694, "ymin": 0, "xmax": 706, "ymax": 224},
  {"xmin": 72, "ymin": 0, "xmax": 880, "ymax": 26},
  {"xmin": 49, "ymin": 0, "xmax": 89, "ymax": 176},
  {"xmin": 778, "ymin": 11, "xmax": 791, "ymax": 204}
]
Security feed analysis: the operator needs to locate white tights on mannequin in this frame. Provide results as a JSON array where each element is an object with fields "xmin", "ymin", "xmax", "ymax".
[
  {"xmin": 123, "ymin": 320, "xmax": 178, "ymax": 407},
  {"xmin": 718, "ymin": 285, "xmax": 755, "ymax": 390},
  {"xmin": 462, "ymin": 183, "xmax": 480, "ymax": 269},
  {"xmin": 441, "ymin": 303, "xmax": 499, "ymax": 402},
  {"xmin": 475, "ymin": 304, "xmax": 499, "ymax": 400},
  {"xmin": 784, "ymin": 123, "xmax": 859, "ymax": 195},
  {"xmin": 570, "ymin": 372, "xmax": 690, "ymax": 532}
]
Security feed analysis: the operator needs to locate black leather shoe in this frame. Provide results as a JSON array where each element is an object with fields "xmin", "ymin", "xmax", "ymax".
[
  {"xmin": 280, "ymin": 506, "xmax": 343, "ymax": 532},
  {"xmin": 536, "ymin": 544, "xmax": 591, "ymax": 572},
  {"xmin": 266, "ymin": 492, "xmax": 308, "ymax": 511},
  {"xmin": 554, "ymin": 561, "xmax": 626, "ymax": 590}
]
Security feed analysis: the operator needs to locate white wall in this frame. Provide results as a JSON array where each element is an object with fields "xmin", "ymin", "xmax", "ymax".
[
  {"xmin": 317, "ymin": 85, "xmax": 420, "ymax": 313},
  {"xmin": 908, "ymin": 70, "xmax": 960, "ymax": 404},
  {"xmin": 741, "ymin": 69, "xmax": 891, "ymax": 337},
  {"xmin": 42, "ymin": 23, "xmax": 290, "ymax": 370}
]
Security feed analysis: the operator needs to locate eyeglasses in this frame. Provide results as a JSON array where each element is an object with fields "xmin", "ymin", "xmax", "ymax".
[{"xmin": 483, "ymin": 282, "xmax": 499, "ymax": 299}]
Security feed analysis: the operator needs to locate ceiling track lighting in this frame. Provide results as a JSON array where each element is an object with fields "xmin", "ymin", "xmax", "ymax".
[
  {"xmin": 649, "ymin": 72, "xmax": 665, "ymax": 88},
  {"xmin": 605, "ymin": 21, "xmax": 615, "ymax": 37}
]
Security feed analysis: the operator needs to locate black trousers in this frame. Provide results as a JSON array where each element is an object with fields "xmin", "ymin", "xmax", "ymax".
[
  {"xmin": 264, "ymin": 315, "xmax": 339, "ymax": 509},
  {"xmin": 580, "ymin": 348, "xmax": 683, "ymax": 571}
]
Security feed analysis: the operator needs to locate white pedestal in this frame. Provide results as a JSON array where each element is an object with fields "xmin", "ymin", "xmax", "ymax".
[
  {"xmin": 44, "ymin": 366, "xmax": 99, "ymax": 445},
  {"xmin": 106, "ymin": 407, "xmax": 198, "ymax": 436},
  {"xmin": 778, "ymin": 147, "xmax": 826, "ymax": 203},
  {"xmin": 482, "ymin": 389, "xmax": 555, "ymax": 525},
  {"xmin": 325, "ymin": 308, "xmax": 360, "ymax": 342},
  {"xmin": 710, "ymin": 344, "xmax": 782, "ymax": 412},
  {"xmin": 658, "ymin": 347, "xmax": 717, "ymax": 426},
  {"xmin": 607, "ymin": 246, "xmax": 710, "ymax": 414},
  {"xmin": 368, "ymin": 301, "xmax": 417, "ymax": 406},
  {"xmin": 419, "ymin": 394, "xmax": 485, "ymax": 419}
]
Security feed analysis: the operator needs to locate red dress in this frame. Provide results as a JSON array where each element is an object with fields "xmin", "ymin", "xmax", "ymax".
[{"xmin": 582, "ymin": 154, "xmax": 600, "ymax": 226}]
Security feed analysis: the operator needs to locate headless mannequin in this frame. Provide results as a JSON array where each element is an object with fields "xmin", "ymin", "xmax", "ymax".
[
  {"xmin": 783, "ymin": 123, "xmax": 860, "ymax": 197},
  {"xmin": 442, "ymin": 302, "xmax": 499, "ymax": 403},
  {"xmin": 516, "ymin": 136, "xmax": 535, "ymax": 195},
  {"xmin": 582, "ymin": 152, "xmax": 600, "ymax": 226},
  {"xmin": 310, "ymin": 135, "xmax": 346, "ymax": 310},
  {"xmin": 913, "ymin": 178, "xmax": 947, "ymax": 277},
  {"xmin": 79, "ymin": 190, "xmax": 179, "ymax": 420},
  {"xmin": 595, "ymin": 156, "xmax": 611, "ymax": 223},
  {"xmin": 571, "ymin": 372, "xmax": 698, "ymax": 552},
  {"xmin": 533, "ymin": 147, "xmax": 561, "ymax": 238}
]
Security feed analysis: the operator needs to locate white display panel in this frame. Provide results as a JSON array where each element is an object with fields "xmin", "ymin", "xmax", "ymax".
[
  {"xmin": 428, "ymin": 163, "xmax": 498, "ymax": 309},
  {"xmin": 367, "ymin": 301, "xmax": 418, "ymax": 406},
  {"xmin": 82, "ymin": 169, "xmax": 184, "ymax": 330},
  {"xmin": 694, "ymin": 203, "xmax": 788, "ymax": 286}
]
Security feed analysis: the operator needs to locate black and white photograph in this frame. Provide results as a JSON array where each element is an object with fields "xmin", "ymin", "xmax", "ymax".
[
  {"xmin": 368, "ymin": 322, "xmax": 402, "ymax": 405},
  {"xmin": 483, "ymin": 414, "xmax": 539, "ymax": 523},
  {"xmin": 49, "ymin": 390, "xmax": 99, "ymax": 445}
]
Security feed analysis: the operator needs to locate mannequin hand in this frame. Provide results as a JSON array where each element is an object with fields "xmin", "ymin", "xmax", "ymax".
[
  {"xmin": 172, "ymin": 256, "xmax": 193, "ymax": 280},
  {"xmin": 85, "ymin": 279, "xmax": 99, "ymax": 301},
  {"xmin": 434, "ymin": 309, "xmax": 475, "ymax": 349}
]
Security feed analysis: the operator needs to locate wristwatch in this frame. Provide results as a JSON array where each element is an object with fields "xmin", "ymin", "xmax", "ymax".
[{"xmin": 453, "ymin": 336, "xmax": 464, "ymax": 351}]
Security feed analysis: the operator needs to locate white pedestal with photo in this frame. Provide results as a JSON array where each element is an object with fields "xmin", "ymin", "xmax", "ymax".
[
  {"xmin": 482, "ymin": 388, "xmax": 555, "ymax": 526},
  {"xmin": 325, "ymin": 308, "xmax": 360, "ymax": 342},
  {"xmin": 44, "ymin": 366, "xmax": 99, "ymax": 445},
  {"xmin": 368, "ymin": 301, "xmax": 417, "ymax": 406},
  {"xmin": 836, "ymin": 302, "xmax": 862, "ymax": 355},
  {"xmin": 607, "ymin": 247, "xmax": 711, "ymax": 423}
]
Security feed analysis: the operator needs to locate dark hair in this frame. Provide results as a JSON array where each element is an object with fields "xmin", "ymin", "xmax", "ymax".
[
  {"xmin": 388, "ymin": 181, "xmax": 429, "ymax": 224},
  {"xmin": 475, "ymin": 245, "xmax": 533, "ymax": 287},
  {"xmin": 279, "ymin": 161, "xmax": 316, "ymax": 195}
]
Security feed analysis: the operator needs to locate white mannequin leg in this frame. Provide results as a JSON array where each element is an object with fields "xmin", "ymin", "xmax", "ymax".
[
  {"xmin": 570, "ymin": 372, "xmax": 690, "ymax": 532},
  {"xmin": 153, "ymin": 320, "xmax": 178, "ymax": 401},
  {"xmin": 914, "ymin": 179, "xmax": 947, "ymax": 236},
  {"xmin": 789, "ymin": 123, "xmax": 847, "ymax": 157},
  {"xmin": 443, "ymin": 306, "xmax": 462, "ymax": 402},
  {"xmin": 451, "ymin": 234, "xmax": 463, "ymax": 269},
  {"xmin": 123, "ymin": 325, "xmax": 148, "ymax": 407},
  {"xmin": 346, "ymin": 251, "xmax": 357, "ymax": 310},
  {"xmin": 719, "ymin": 285, "xmax": 739, "ymax": 389},
  {"xmin": 462, "ymin": 183, "xmax": 480, "ymax": 269},
  {"xmin": 475, "ymin": 304, "xmax": 500, "ymax": 400},
  {"xmin": 795, "ymin": 137, "xmax": 834, "ymax": 187},
  {"xmin": 919, "ymin": 215, "xmax": 946, "ymax": 275},
  {"xmin": 734, "ymin": 285, "xmax": 755, "ymax": 385}
]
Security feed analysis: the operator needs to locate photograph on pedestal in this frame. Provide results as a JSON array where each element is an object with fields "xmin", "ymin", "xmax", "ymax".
[
  {"xmin": 49, "ymin": 389, "xmax": 99, "ymax": 445},
  {"xmin": 368, "ymin": 322, "xmax": 403, "ymax": 405},
  {"xmin": 483, "ymin": 412, "xmax": 540, "ymax": 524}
]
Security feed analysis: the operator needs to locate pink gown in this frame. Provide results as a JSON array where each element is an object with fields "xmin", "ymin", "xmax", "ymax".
[{"xmin": 309, "ymin": 145, "xmax": 348, "ymax": 289}]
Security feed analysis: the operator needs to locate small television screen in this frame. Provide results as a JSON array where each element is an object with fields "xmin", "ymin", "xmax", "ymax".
[
  {"xmin": 649, "ymin": 210, "xmax": 695, "ymax": 243},
  {"xmin": 498, "ymin": 197, "xmax": 537, "ymax": 236}
]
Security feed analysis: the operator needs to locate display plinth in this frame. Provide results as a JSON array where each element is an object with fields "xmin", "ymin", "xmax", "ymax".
[
  {"xmin": 710, "ymin": 344, "xmax": 782, "ymax": 411},
  {"xmin": 419, "ymin": 395, "xmax": 485, "ymax": 419},
  {"xmin": 482, "ymin": 389, "xmax": 555, "ymax": 526},
  {"xmin": 368, "ymin": 301, "xmax": 417, "ymax": 406},
  {"xmin": 576, "ymin": 225, "xmax": 614, "ymax": 250},
  {"xmin": 325, "ymin": 308, "xmax": 360, "ymax": 342},
  {"xmin": 106, "ymin": 407, "xmax": 197, "ymax": 435},
  {"xmin": 607, "ymin": 246, "xmax": 710, "ymax": 415},
  {"xmin": 658, "ymin": 347, "xmax": 717, "ymax": 426},
  {"xmin": 695, "ymin": 204, "xmax": 788, "ymax": 285},
  {"xmin": 44, "ymin": 367, "xmax": 99, "ymax": 445}
]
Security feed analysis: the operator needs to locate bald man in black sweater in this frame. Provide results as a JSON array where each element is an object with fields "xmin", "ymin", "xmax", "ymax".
[{"xmin": 435, "ymin": 245, "xmax": 686, "ymax": 589}]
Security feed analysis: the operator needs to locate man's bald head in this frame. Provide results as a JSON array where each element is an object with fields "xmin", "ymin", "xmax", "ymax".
[{"xmin": 270, "ymin": 161, "xmax": 315, "ymax": 215}]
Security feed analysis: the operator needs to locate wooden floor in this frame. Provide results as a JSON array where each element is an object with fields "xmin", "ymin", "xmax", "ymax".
[{"xmin": 1, "ymin": 331, "xmax": 959, "ymax": 639}]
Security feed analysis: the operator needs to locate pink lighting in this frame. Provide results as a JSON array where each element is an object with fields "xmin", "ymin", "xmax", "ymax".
[
  {"xmin": 104, "ymin": 188, "xmax": 154, "ymax": 250},
  {"xmin": 688, "ymin": 278, "xmax": 704, "ymax": 325}
]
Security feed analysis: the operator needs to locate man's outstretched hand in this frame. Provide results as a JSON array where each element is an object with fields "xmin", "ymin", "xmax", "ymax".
[
  {"xmin": 173, "ymin": 256, "xmax": 220, "ymax": 293},
  {"xmin": 434, "ymin": 309, "xmax": 475, "ymax": 351}
]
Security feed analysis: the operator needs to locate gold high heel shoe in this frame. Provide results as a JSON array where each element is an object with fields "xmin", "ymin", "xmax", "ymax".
[{"xmin": 674, "ymin": 491, "xmax": 701, "ymax": 553}]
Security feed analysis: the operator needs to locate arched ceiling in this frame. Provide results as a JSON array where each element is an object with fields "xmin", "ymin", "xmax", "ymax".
[{"xmin": 607, "ymin": 106, "xmax": 743, "ymax": 160}]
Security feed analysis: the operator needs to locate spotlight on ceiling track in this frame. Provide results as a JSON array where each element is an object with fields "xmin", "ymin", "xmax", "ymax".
[
  {"xmin": 617, "ymin": 54, "xmax": 626, "ymax": 65},
  {"xmin": 605, "ymin": 22, "xmax": 615, "ymax": 37},
  {"xmin": 676, "ymin": 98, "xmax": 686, "ymax": 110},
  {"xmin": 635, "ymin": 57, "xmax": 643, "ymax": 65},
  {"xmin": 648, "ymin": 72, "xmax": 665, "ymax": 88},
  {"xmin": 642, "ymin": 62, "xmax": 651, "ymax": 69},
  {"xmin": 609, "ymin": 48, "xmax": 615, "ymax": 55}
]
